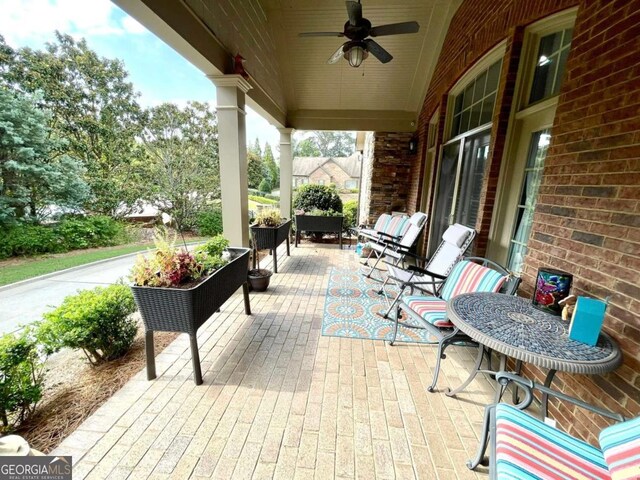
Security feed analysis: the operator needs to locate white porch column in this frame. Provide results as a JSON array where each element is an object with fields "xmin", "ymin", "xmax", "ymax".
[
  {"xmin": 278, "ymin": 128, "xmax": 294, "ymax": 219},
  {"xmin": 209, "ymin": 75, "xmax": 252, "ymax": 247}
]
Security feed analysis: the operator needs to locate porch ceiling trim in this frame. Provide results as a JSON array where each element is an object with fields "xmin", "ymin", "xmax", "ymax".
[{"xmin": 288, "ymin": 109, "xmax": 417, "ymax": 132}]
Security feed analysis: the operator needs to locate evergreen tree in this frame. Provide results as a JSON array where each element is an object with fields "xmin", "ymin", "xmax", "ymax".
[
  {"xmin": 0, "ymin": 88, "xmax": 89, "ymax": 225},
  {"xmin": 247, "ymin": 151, "xmax": 264, "ymax": 189},
  {"xmin": 263, "ymin": 142, "xmax": 279, "ymax": 188},
  {"xmin": 249, "ymin": 138, "xmax": 262, "ymax": 159}
]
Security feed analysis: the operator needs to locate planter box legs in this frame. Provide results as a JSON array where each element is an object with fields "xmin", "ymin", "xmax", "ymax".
[
  {"xmin": 143, "ymin": 282, "xmax": 251, "ymax": 385},
  {"xmin": 145, "ymin": 330, "xmax": 156, "ymax": 381},
  {"xmin": 252, "ymin": 236, "xmax": 290, "ymax": 273},
  {"xmin": 190, "ymin": 335, "xmax": 203, "ymax": 385}
]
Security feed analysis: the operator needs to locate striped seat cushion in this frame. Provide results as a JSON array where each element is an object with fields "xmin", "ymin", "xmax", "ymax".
[
  {"xmin": 599, "ymin": 416, "xmax": 640, "ymax": 480},
  {"xmin": 402, "ymin": 296, "xmax": 451, "ymax": 327},
  {"xmin": 495, "ymin": 403, "xmax": 610, "ymax": 479},
  {"xmin": 372, "ymin": 214, "xmax": 410, "ymax": 239},
  {"xmin": 383, "ymin": 215, "xmax": 410, "ymax": 239},
  {"xmin": 440, "ymin": 260, "xmax": 507, "ymax": 301}
]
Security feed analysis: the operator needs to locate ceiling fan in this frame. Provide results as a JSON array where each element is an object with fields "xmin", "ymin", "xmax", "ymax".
[{"xmin": 298, "ymin": 0, "xmax": 420, "ymax": 68}]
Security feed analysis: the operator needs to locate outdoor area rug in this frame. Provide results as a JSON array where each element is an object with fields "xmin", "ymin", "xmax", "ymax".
[{"xmin": 322, "ymin": 267, "xmax": 438, "ymax": 344}]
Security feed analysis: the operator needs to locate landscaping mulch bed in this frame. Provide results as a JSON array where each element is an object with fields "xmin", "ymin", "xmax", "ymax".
[{"xmin": 16, "ymin": 325, "xmax": 178, "ymax": 454}]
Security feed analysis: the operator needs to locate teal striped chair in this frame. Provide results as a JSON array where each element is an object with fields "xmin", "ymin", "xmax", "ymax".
[
  {"xmin": 360, "ymin": 212, "xmax": 428, "ymax": 280},
  {"xmin": 391, "ymin": 257, "xmax": 520, "ymax": 392},
  {"xmin": 470, "ymin": 373, "xmax": 639, "ymax": 480}
]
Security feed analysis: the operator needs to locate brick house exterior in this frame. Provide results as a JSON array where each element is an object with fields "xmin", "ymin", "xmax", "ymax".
[
  {"xmin": 363, "ymin": 0, "xmax": 639, "ymax": 442},
  {"xmin": 292, "ymin": 155, "xmax": 361, "ymax": 189}
]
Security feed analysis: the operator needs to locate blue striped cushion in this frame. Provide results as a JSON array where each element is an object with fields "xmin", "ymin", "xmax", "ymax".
[
  {"xmin": 383, "ymin": 215, "xmax": 410, "ymax": 238},
  {"xmin": 402, "ymin": 296, "xmax": 451, "ymax": 327},
  {"xmin": 599, "ymin": 416, "xmax": 640, "ymax": 480},
  {"xmin": 495, "ymin": 404, "xmax": 609, "ymax": 479},
  {"xmin": 440, "ymin": 260, "xmax": 507, "ymax": 302},
  {"xmin": 373, "ymin": 214, "xmax": 392, "ymax": 232}
]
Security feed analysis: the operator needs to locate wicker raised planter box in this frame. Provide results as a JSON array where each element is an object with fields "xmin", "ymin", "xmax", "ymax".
[
  {"xmin": 131, "ymin": 247, "xmax": 251, "ymax": 385},
  {"xmin": 295, "ymin": 214, "xmax": 344, "ymax": 249},
  {"xmin": 250, "ymin": 219, "xmax": 291, "ymax": 273}
]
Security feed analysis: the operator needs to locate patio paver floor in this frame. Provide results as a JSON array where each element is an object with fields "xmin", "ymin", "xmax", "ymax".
[{"xmin": 53, "ymin": 245, "xmax": 499, "ymax": 479}]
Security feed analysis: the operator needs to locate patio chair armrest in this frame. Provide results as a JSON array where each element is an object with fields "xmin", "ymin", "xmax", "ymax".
[
  {"xmin": 396, "ymin": 249, "xmax": 431, "ymax": 264},
  {"xmin": 407, "ymin": 266, "xmax": 447, "ymax": 280},
  {"xmin": 377, "ymin": 231, "xmax": 403, "ymax": 243},
  {"xmin": 495, "ymin": 372, "xmax": 626, "ymax": 422}
]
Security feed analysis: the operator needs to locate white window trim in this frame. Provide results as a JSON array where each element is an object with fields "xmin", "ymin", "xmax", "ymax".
[
  {"xmin": 516, "ymin": 7, "xmax": 579, "ymax": 110},
  {"xmin": 444, "ymin": 41, "xmax": 507, "ymax": 142},
  {"xmin": 487, "ymin": 7, "xmax": 578, "ymax": 265}
]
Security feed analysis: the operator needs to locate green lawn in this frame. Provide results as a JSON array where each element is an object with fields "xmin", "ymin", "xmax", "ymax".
[
  {"xmin": 0, "ymin": 238, "xmax": 204, "ymax": 287},
  {"xmin": 0, "ymin": 244, "xmax": 159, "ymax": 287}
]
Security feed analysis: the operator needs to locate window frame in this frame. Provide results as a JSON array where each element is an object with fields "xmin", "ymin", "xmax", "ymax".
[{"xmin": 486, "ymin": 7, "xmax": 578, "ymax": 269}]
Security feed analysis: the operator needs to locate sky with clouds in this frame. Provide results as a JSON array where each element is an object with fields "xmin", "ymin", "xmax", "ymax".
[{"xmin": 0, "ymin": 0, "xmax": 281, "ymax": 156}]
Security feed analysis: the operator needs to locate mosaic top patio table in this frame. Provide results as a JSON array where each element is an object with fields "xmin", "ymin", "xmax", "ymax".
[{"xmin": 445, "ymin": 292, "xmax": 622, "ymax": 416}]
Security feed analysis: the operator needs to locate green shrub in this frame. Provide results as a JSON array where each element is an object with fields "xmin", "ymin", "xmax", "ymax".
[
  {"xmin": 248, "ymin": 195, "xmax": 278, "ymax": 205},
  {"xmin": 196, "ymin": 207, "xmax": 223, "ymax": 236},
  {"xmin": 248, "ymin": 188, "xmax": 279, "ymax": 201},
  {"xmin": 0, "ymin": 224, "xmax": 62, "ymax": 258},
  {"xmin": 293, "ymin": 184, "xmax": 343, "ymax": 213},
  {"xmin": 0, "ymin": 330, "xmax": 45, "ymax": 431},
  {"xmin": 252, "ymin": 208, "xmax": 282, "ymax": 227},
  {"xmin": 258, "ymin": 178, "xmax": 272, "ymax": 193},
  {"xmin": 57, "ymin": 215, "xmax": 126, "ymax": 249},
  {"xmin": 343, "ymin": 200, "xmax": 358, "ymax": 229},
  {"xmin": 0, "ymin": 216, "xmax": 127, "ymax": 259},
  {"xmin": 38, "ymin": 284, "xmax": 138, "ymax": 365}
]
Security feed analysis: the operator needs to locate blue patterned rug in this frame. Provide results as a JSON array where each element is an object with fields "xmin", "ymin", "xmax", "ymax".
[{"xmin": 322, "ymin": 268, "xmax": 437, "ymax": 343}]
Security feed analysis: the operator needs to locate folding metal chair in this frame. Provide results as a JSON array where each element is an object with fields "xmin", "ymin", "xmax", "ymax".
[{"xmin": 377, "ymin": 223, "xmax": 476, "ymax": 318}]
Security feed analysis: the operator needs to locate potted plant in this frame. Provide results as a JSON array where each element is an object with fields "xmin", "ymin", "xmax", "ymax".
[
  {"xmin": 130, "ymin": 229, "xmax": 251, "ymax": 385},
  {"xmin": 293, "ymin": 185, "xmax": 344, "ymax": 249},
  {"xmin": 248, "ymin": 268, "xmax": 273, "ymax": 292},
  {"xmin": 250, "ymin": 208, "xmax": 291, "ymax": 273}
]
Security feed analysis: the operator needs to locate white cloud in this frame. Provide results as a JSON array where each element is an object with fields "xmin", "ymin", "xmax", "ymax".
[
  {"xmin": 121, "ymin": 15, "xmax": 147, "ymax": 34},
  {"xmin": 0, "ymin": 0, "xmax": 142, "ymax": 47}
]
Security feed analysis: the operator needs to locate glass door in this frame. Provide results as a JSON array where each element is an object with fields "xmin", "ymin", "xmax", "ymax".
[
  {"xmin": 428, "ymin": 128, "xmax": 490, "ymax": 255},
  {"xmin": 429, "ymin": 142, "xmax": 460, "ymax": 255},
  {"xmin": 454, "ymin": 131, "xmax": 491, "ymax": 227},
  {"xmin": 506, "ymin": 129, "xmax": 550, "ymax": 272}
]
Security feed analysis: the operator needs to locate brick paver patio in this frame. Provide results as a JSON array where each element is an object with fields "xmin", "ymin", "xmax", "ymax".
[{"xmin": 53, "ymin": 244, "xmax": 500, "ymax": 479}]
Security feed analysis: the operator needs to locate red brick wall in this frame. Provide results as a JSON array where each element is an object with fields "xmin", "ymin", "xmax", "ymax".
[
  {"xmin": 366, "ymin": 132, "xmax": 415, "ymax": 223},
  {"xmin": 406, "ymin": 0, "xmax": 640, "ymax": 442},
  {"xmin": 521, "ymin": 0, "xmax": 640, "ymax": 442}
]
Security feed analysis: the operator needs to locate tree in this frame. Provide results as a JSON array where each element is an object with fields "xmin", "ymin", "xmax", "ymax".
[
  {"xmin": 258, "ymin": 177, "xmax": 272, "ymax": 193},
  {"xmin": 293, "ymin": 137, "xmax": 322, "ymax": 157},
  {"xmin": 263, "ymin": 142, "xmax": 279, "ymax": 188},
  {"xmin": 143, "ymin": 101, "xmax": 219, "ymax": 231},
  {"xmin": 293, "ymin": 131, "xmax": 355, "ymax": 157},
  {"xmin": 0, "ymin": 88, "xmax": 89, "ymax": 225},
  {"xmin": 249, "ymin": 138, "xmax": 262, "ymax": 159},
  {"xmin": 247, "ymin": 150, "xmax": 264, "ymax": 189},
  {"xmin": 0, "ymin": 33, "xmax": 147, "ymax": 216}
]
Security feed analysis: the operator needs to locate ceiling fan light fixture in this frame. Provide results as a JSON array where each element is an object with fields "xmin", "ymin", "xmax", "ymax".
[{"xmin": 345, "ymin": 44, "xmax": 368, "ymax": 67}]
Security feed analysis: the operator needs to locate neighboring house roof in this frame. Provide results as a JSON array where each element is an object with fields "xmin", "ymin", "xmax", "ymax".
[{"xmin": 293, "ymin": 155, "xmax": 361, "ymax": 178}]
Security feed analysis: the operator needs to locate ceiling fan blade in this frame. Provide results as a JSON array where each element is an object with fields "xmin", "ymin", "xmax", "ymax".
[
  {"xmin": 345, "ymin": 1, "xmax": 362, "ymax": 26},
  {"xmin": 299, "ymin": 32, "xmax": 345, "ymax": 37},
  {"xmin": 370, "ymin": 21, "xmax": 420, "ymax": 37},
  {"xmin": 364, "ymin": 39, "xmax": 393, "ymax": 63},
  {"xmin": 327, "ymin": 44, "xmax": 346, "ymax": 64}
]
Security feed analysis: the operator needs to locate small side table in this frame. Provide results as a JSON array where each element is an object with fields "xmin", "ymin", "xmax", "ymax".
[{"xmin": 446, "ymin": 293, "xmax": 622, "ymax": 416}]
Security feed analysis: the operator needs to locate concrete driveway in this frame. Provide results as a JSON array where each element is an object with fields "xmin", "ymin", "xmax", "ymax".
[{"xmin": 0, "ymin": 254, "xmax": 139, "ymax": 336}]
